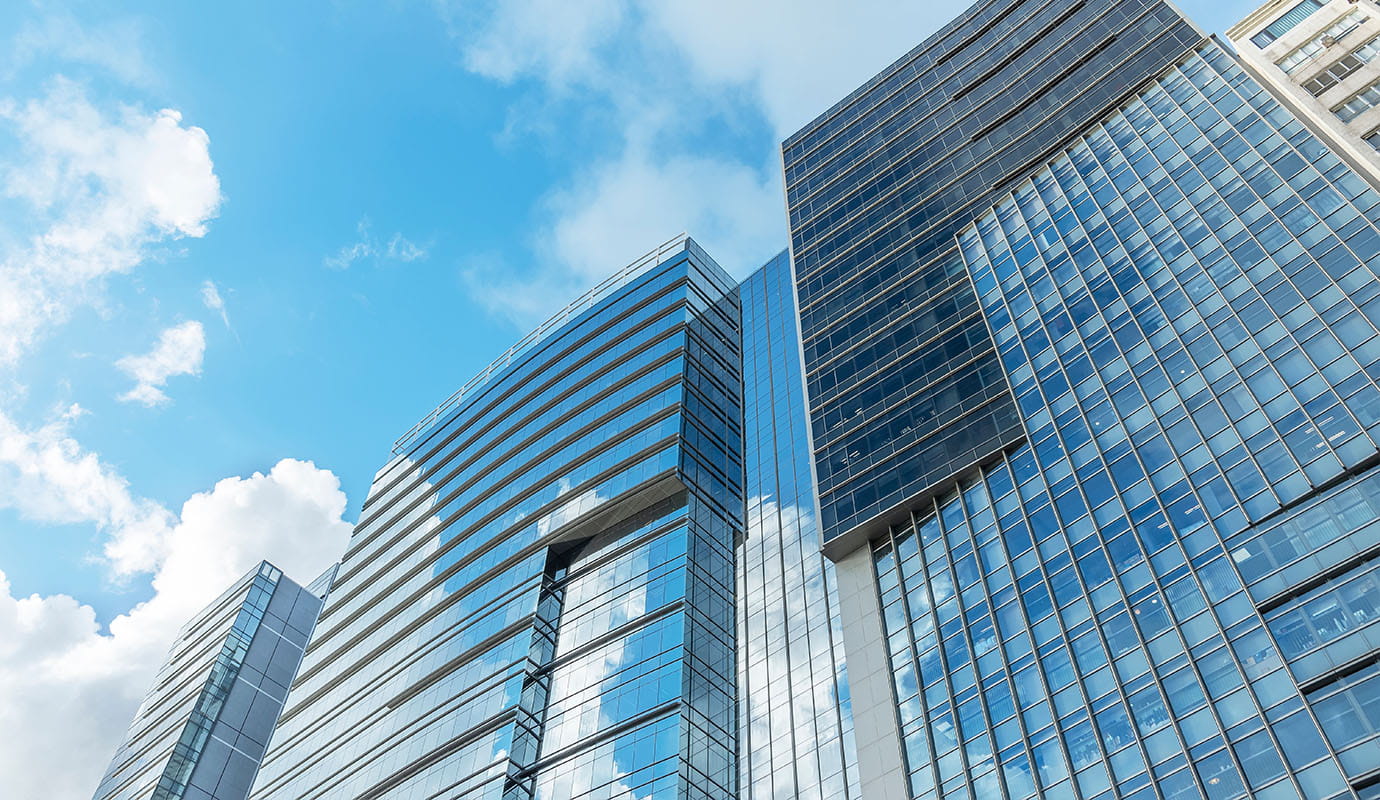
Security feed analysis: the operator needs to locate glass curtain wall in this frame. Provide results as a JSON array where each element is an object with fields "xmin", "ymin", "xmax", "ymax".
[
  {"xmin": 737, "ymin": 251, "xmax": 859, "ymax": 800},
  {"xmin": 866, "ymin": 42, "xmax": 1380, "ymax": 800}
]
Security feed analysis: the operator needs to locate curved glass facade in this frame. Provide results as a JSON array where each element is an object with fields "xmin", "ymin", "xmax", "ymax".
[{"xmin": 248, "ymin": 241, "xmax": 743, "ymax": 800}]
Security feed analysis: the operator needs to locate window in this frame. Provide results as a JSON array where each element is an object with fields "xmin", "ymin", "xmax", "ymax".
[
  {"xmin": 1276, "ymin": 9, "xmax": 1369, "ymax": 73},
  {"xmin": 1306, "ymin": 663, "xmax": 1380, "ymax": 751},
  {"xmin": 1302, "ymin": 35, "xmax": 1380, "ymax": 96},
  {"xmin": 1365, "ymin": 129, "xmax": 1380, "ymax": 151},
  {"xmin": 1253, "ymin": 0, "xmax": 1326, "ymax": 48},
  {"xmin": 1335, "ymin": 78, "xmax": 1380, "ymax": 122}
]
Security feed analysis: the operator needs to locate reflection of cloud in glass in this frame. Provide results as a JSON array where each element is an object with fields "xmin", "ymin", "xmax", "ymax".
[
  {"xmin": 537, "ymin": 531, "xmax": 656, "ymax": 799},
  {"xmin": 742, "ymin": 495, "xmax": 848, "ymax": 767},
  {"xmin": 536, "ymin": 480, "xmax": 605, "ymax": 538}
]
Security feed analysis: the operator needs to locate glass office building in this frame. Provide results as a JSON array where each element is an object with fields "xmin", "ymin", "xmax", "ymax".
[
  {"xmin": 738, "ymin": 251, "xmax": 860, "ymax": 800},
  {"xmin": 783, "ymin": 0, "xmax": 1202, "ymax": 558},
  {"xmin": 93, "ymin": 562, "xmax": 323, "ymax": 800},
  {"xmin": 783, "ymin": 1, "xmax": 1380, "ymax": 799},
  {"xmin": 100, "ymin": 1, "xmax": 1380, "ymax": 797},
  {"xmin": 248, "ymin": 238, "xmax": 747, "ymax": 800},
  {"xmin": 241, "ymin": 240, "xmax": 862, "ymax": 800}
]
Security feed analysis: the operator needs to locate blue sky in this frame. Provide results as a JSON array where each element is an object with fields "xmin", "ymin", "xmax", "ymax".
[{"xmin": 0, "ymin": 0, "xmax": 1258, "ymax": 796}]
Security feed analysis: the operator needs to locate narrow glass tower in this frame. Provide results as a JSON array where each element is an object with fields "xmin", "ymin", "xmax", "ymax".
[
  {"xmin": 92, "ymin": 562, "xmax": 323, "ymax": 800},
  {"xmin": 738, "ymin": 251, "xmax": 860, "ymax": 800}
]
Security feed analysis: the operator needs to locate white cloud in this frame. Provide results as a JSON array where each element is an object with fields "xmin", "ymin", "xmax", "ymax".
[
  {"xmin": 644, "ymin": 1, "xmax": 954, "ymax": 135},
  {"xmin": 9, "ymin": 15, "xmax": 153, "ymax": 87},
  {"xmin": 450, "ymin": 0, "xmax": 953, "ymax": 135},
  {"xmin": 465, "ymin": 145, "xmax": 782, "ymax": 326},
  {"xmin": 116, "ymin": 320, "xmax": 205, "ymax": 408},
  {"xmin": 201, "ymin": 279, "xmax": 229, "ymax": 327},
  {"xmin": 446, "ymin": 1, "xmax": 954, "ymax": 325},
  {"xmin": 0, "ymin": 79, "xmax": 221, "ymax": 364},
  {"xmin": 324, "ymin": 217, "xmax": 428, "ymax": 269},
  {"xmin": 386, "ymin": 232, "xmax": 427, "ymax": 263},
  {"xmin": 0, "ymin": 458, "xmax": 352, "ymax": 800},
  {"xmin": 0, "ymin": 405, "xmax": 174, "ymax": 577},
  {"xmin": 445, "ymin": 0, "xmax": 627, "ymax": 87}
]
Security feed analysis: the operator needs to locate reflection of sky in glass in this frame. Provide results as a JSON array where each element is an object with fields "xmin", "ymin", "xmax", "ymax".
[
  {"xmin": 738, "ymin": 252, "xmax": 859, "ymax": 799},
  {"xmin": 251, "ymin": 251, "xmax": 735, "ymax": 800},
  {"xmin": 871, "ymin": 42, "xmax": 1380, "ymax": 800}
]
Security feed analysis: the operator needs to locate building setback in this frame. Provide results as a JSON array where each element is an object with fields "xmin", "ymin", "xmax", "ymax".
[
  {"xmin": 1228, "ymin": 0, "xmax": 1380, "ymax": 185},
  {"xmin": 244, "ymin": 240, "xmax": 862, "ymax": 800},
  {"xmin": 92, "ymin": 562, "xmax": 323, "ymax": 800},
  {"xmin": 785, "ymin": 1, "xmax": 1380, "ymax": 799}
]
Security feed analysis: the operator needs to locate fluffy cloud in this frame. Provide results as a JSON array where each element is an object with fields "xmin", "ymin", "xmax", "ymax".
[
  {"xmin": 0, "ymin": 406, "xmax": 174, "ymax": 577},
  {"xmin": 451, "ymin": 0, "xmax": 952, "ymax": 135},
  {"xmin": 644, "ymin": 1, "xmax": 954, "ymax": 135},
  {"xmin": 0, "ymin": 79, "xmax": 221, "ymax": 363},
  {"xmin": 455, "ymin": 0, "xmax": 627, "ymax": 87},
  {"xmin": 0, "ymin": 458, "xmax": 352, "ymax": 800},
  {"xmin": 116, "ymin": 320, "xmax": 206, "ymax": 407},
  {"xmin": 324, "ymin": 217, "xmax": 428, "ymax": 270},
  {"xmin": 0, "ymin": 34, "xmax": 344, "ymax": 800}
]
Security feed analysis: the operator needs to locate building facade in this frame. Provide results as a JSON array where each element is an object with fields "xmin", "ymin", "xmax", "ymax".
[
  {"xmin": 786, "ymin": 1, "xmax": 1380, "ymax": 799},
  {"xmin": 96, "ymin": 2, "xmax": 1380, "ymax": 798},
  {"xmin": 93, "ymin": 562, "xmax": 323, "ymax": 800},
  {"xmin": 248, "ymin": 238, "xmax": 747, "ymax": 800},
  {"xmin": 1228, "ymin": 0, "xmax": 1380, "ymax": 183},
  {"xmin": 241, "ymin": 240, "xmax": 864, "ymax": 800},
  {"xmin": 737, "ymin": 251, "xmax": 860, "ymax": 800}
]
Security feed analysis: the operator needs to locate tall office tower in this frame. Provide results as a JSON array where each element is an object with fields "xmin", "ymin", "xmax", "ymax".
[
  {"xmin": 93, "ymin": 562, "xmax": 323, "ymax": 800},
  {"xmin": 738, "ymin": 251, "xmax": 860, "ymax": 800},
  {"xmin": 248, "ymin": 237, "xmax": 745, "ymax": 800},
  {"xmin": 1228, "ymin": 0, "xmax": 1380, "ymax": 183},
  {"xmin": 785, "ymin": 1, "xmax": 1380, "ymax": 799}
]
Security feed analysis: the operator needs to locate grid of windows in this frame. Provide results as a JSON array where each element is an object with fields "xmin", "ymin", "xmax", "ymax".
[
  {"xmin": 249, "ymin": 244, "xmax": 744, "ymax": 800},
  {"xmin": 964, "ymin": 49, "xmax": 1380, "ymax": 530},
  {"xmin": 738, "ymin": 252, "xmax": 859, "ymax": 800},
  {"xmin": 870, "ymin": 447, "xmax": 1345, "ymax": 800},
  {"xmin": 1302, "ymin": 35, "xmax": 1380, "ymax": 96},
  {"xmin": 150, "ymin": 569, "xmax": 282, "ymax": 800},
  {"xmin": 1253, "ymin": 0, "xmax": 1326, "ymax": 48},
  {"xmin": 1226, "ymin": 468, "xmax": 1380, "ymax": 606},
  {"xmin": 869, "ymin": 41, "xmax": 1380, "ymax": 800},
  {"xmin": 1334, "ymin": 77, "xmax": 1380, "ymax": 122},
  {"xmin": 94, "ymin": 563, "xmax": 320, "ymax": 800},
  {"xmin": 1276, "ymin": 9, "xmax": 1371, "ymax": 74},
  {"xmin": 1267, "ymin": 561, "xmax": 1380, "ymax": 680},
  {"xmin": 782, "ymin": 0, "xmax": 1200, "ymax": 548},
  {"xmin": 1305, "ymin": 659, "xmax": 1380, "ymax": 777}
]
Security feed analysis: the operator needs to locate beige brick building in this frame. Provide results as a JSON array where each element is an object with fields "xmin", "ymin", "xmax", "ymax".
[{"xmin": 1229, "ymin": 0, "xmax": 1380, "ymax": 183}]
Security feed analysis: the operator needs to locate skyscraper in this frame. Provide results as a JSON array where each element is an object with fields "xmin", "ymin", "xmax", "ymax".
[
  {"xmin": 93, "ymin": 562, "xmax": 324, "ymax": 800},
  {"xmin": 248, "ymin": 237, "xmax": 747, "ymax": 800},
  {"xmin": 243, "ymin": 239, "xmax": 862, "ymax": 800},
  {"xmin": 95, "ymin": 1, "xmax": 1380, "ymax": 798},
  {"xmin": 738, "ymin": 252, "xmax": 860, "ymax": 800},
  {"xmin": 784, "ymin": 1, "xmax": 1380, "ymax": 799},
  {"xmin": 1228, "ymin": 0, "xmax": 1380, "ymax": 183}
]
